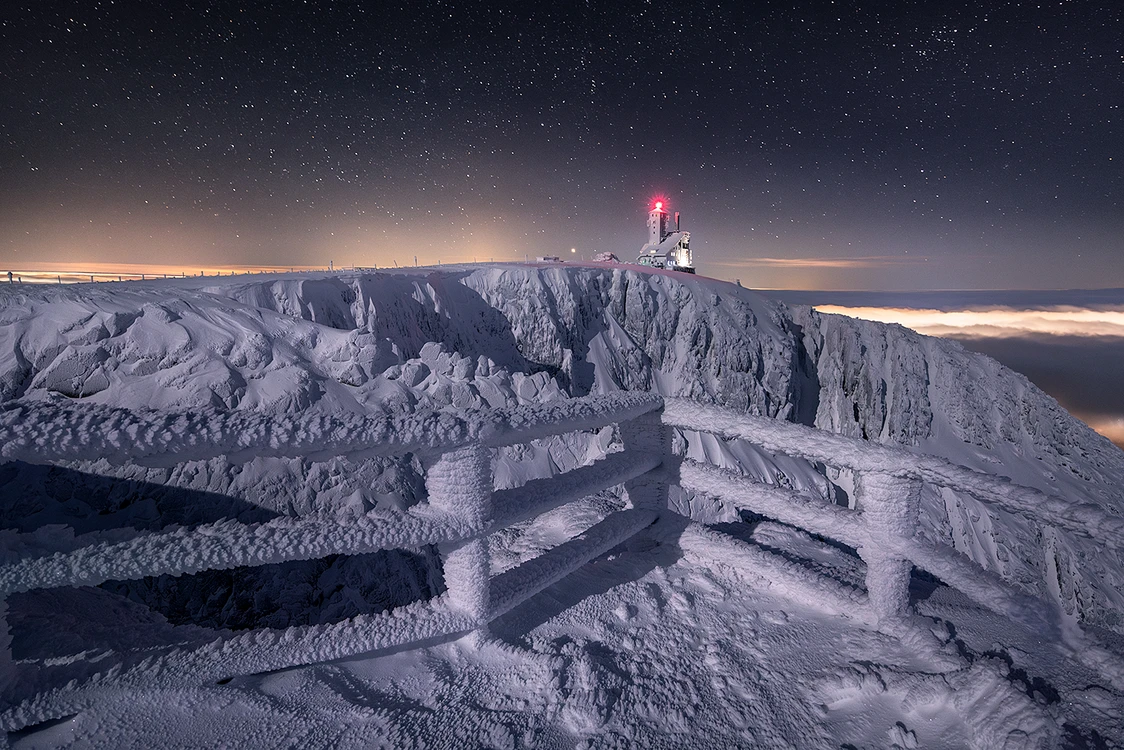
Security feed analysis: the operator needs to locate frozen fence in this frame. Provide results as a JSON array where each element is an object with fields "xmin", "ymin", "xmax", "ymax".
[
  {"xmin": 3, "ymin": 390, "xmax": 1123, "ymax": 727},
  {"xmin": 662, "ymin": 400, "xmax": 1124, "ymax": 550},
  {"xmin": 0, "ymin": 392, "xmax": 662, "ymax": 468},
  {"xmin": 0, "ymin": 392, "xmax": 664, "ymax": 720},
  {"xmin": 661, "ymin": 399, "xmax": 1124, "ymax": 690}
]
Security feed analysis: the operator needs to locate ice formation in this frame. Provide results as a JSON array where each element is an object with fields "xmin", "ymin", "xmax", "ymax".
[{"xmin": 0, "ymin": 264, "xmax": 1121, "ymax": 747}]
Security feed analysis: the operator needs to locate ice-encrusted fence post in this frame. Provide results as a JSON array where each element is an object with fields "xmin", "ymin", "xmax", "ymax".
[
  {"xmin": 427, "ymin": 443, "xmax": 493, "ymax": 622},
  {"xmin": 619, "ymin": 407, "xmax": 674, "ymax": 512},
  {"xmin": 856, "ymin": 472, "xmax": 920, "ymax": 624}
]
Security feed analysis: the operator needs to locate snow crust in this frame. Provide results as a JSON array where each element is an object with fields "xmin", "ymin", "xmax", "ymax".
[
  {"xmin": 488, "ymin": 508, "xmax": 657, "ymax": 620},
  {"xmin": 679, "ymin": 521, "xmax": 873, "ymax": 622},
  {"xmin": 0, "ymin": 506, "xmax": 468, "ymax": 595},
  {"xmin": 679, "ymin": 450, "xmax": 1124, "ymax": 690},
  {"xmin": 2, "ymin": 265, "xmax": 1123, "ymax": 746},
  {"xmin": 679, "ymin": 459, "xmax": 867, "ymax": 548},
  {"xmin": 491, "ymin": 449, "xmax": 662, "ymax": 529}
]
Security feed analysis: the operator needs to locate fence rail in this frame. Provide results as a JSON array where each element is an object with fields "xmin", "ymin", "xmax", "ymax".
[
  {"xmin": 662, "ymin": 399, "xmax": 1124, "ymax": 549},
  {"xmin": 2, "ymin": 391, "xmax": 1123, "ymax": 731},
  {"xmin": 660, "ymin": 399, "xmax": 1124, "ymax": 689},
  {"xmin": 0, "ymin": 392, "xmax": 666, "ymax": 726},
  {"xmin": 0, "ymin": 392, "xmax": 662, "ymax": 467}
]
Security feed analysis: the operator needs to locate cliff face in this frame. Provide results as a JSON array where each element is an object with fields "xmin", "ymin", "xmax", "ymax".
[
  {"xmin": 786, "ymin": 306, "xmax": 1124, "ymax": 628},
  {"xmin": 208, "ymin": 267, "xmax": 804, "ymax": 417},
  {"xmin": 2, "ymin": 264, "xmax": 1122, "ymax": 632},
  {"xmin": 792, "ymin": 305, "xmax": 1124, "ymax": 499}
]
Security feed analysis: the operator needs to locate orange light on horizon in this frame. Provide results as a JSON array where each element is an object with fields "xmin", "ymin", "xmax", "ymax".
[{"xmin": 0, "ymin": 261, "xmax": 340, "ymax": 284}]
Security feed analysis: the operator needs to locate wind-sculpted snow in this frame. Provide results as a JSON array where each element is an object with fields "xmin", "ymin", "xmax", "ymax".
[
  {"xmin": 0, "ymin": 595, "xmax": 479, "ymax": 733},
  {"xmin": 678, "ymin": 459, "xmax": 867, "ymax": 549},
  {"xmin": 2, "ymin": 267, "xmax": 1123, "ymax": 631},
  {"xmin": 491, "ymin": 450, "xmax": 662, "ymax": 528},
  {"xmin": 671, "ymin": 388, "xmax": 1124, "ymax": 629},
  {"xmin": 679, "ymin": 522, "xmax": 873, "ymax": 622},
  {"xmin": 787, "ymin": 303, "xmax": 1124, "ymax": 629},
  {"xmin": 0, "ymin": 393, "xmax": 671, "ymax": 729},
  {"xmin": 679, "ymin": 448, "xmax": 1124, "ymax": 689},
  {"xmin": 164, "ymin": 594, "xmax": 477, "ymax": 682},
  {"xmin": 1, "ymin": 446, "xmax": 662, "ymax": 599},
  {"xmin": 899, "ymin": 535, "xmax": 1124, "ymax": 691},
  {"xmin": 206, "ymin": 267, "xmax": 798, "ymax": 412}
]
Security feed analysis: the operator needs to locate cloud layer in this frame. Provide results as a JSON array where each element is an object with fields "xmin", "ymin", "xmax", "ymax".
[
  {"xmin": 809, "ymin": 303, "xmax": 1124, "ymax": 448},
  {"xmin": 815, "ymin": 305, "xmax": 1124, "ymax": 339},
  {"xmin": 713, "ymin": 256, "xmax": 926, "ymax": 270}
]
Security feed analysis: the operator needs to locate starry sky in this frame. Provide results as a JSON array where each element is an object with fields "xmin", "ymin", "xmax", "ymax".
[{"xmin": 2, "ymin": 1, "xmax": 1121, "ymax": 289}]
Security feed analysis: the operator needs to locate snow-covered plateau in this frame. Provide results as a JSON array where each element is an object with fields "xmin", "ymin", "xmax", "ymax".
[{"xmin": 1, "ymin": 264, "xmax": 1122, "ymax": 748}]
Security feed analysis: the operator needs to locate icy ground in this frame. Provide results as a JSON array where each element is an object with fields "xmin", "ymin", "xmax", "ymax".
[
  {"xmin": 2, "ymin": 265, "xmax": 1123, "ymax": 747},
  {"xmin": 9, "ymin": 499, "xmax": 1119, "ymax": 749}
]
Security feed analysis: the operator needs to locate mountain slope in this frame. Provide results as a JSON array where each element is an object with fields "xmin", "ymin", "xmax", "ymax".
[{"xmin": 2, "ymin": 265, "xmax": 1123, "ymax": 636}]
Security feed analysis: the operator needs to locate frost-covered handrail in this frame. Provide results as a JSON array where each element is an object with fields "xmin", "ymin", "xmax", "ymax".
[
  {"xmin": 662, "ymin": 399, "xmax": 1124, "ymax": 550},
  {"xmin": 0, "ymin": 392, "xmax": 662, "ymax": 468},
  {"xmin": 665, "ymin": 399, "xmax": 1124, "ymax": 690},
  {"xmin": 678, "ymin": 459, "xmax": 867, "ymax": 548},
  {"xmin": 0, "ymin": 450, "xmax": 662, "ymax": 597},
  {"xmin": 0, "ymin": 391, "xmax": 667, "ymax": 724},
  {"xmin": 6, "ymin": 390, "xmax": 1124, "ymax": 723}
]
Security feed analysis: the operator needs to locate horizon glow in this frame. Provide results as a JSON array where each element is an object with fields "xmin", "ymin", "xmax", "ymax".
[
  {"xmin": 815, "ymin": 306, "xmax": 1124, "ymax": 339},
  {"xmin": 3, "ymin": 3, "xmax": 1123, "ymax": 290}
]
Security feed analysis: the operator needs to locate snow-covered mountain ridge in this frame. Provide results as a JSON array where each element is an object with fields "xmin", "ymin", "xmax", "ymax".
[{"xmin": 1, "ymin": 264, "xmax": 1122, "ymax": 634}]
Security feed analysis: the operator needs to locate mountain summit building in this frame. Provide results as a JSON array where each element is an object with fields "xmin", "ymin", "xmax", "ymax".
[{"xmin": 636, "ymin": 200, "xmax": 695, "ymax": 273}]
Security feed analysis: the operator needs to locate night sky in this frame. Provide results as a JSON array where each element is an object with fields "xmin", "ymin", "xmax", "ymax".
[{"xmin": 2, "ymin": 1, "xmax": 1121, "ymax": 289}]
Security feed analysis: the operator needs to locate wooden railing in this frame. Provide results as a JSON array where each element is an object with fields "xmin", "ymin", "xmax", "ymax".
[{"xmin": 2, "ymin": 391, "xmax": 1122, "ymax": 730}]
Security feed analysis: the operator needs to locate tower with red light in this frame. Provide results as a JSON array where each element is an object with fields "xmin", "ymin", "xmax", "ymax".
[
  {"xmin": 638, "ymin": 198, "xmax": 694, "ymax": 273},
  {"xmin": 647, "ymin": 201, "xmax": 671, "ymax": 246}
]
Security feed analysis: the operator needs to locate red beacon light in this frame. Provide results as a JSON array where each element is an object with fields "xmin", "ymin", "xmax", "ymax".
[{"xmin": 654, "ymin": 201, "xmax": 663, "ymax": 211}]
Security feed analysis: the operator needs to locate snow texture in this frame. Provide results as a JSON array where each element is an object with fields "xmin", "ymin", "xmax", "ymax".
[
  {"xmin": 491, "ymin": 449, "xmax": 662, "ymax": 529},
  {"xmin": 427, "ymin": 443, "xmax": 492, "ymax": 619},
  {"xmin": 678, "ymin": 521, "xmax": 874, "ymax": 623},
  {"xmin": 1, "ymin": 444, "xmax": 661, "ymax": 601},
  {"xmin": 856, "ymin": 472, "xmax": 919, "ymax": 623},
  {"xmin": 0, "ymin": 391, "xmax": 661, "ymax": 468},
  {"xmin": 678, "ymin": 458, "xmax": 867, "ymax": 548},
  {"xmin": 487, "ymin": 508, "xmax": 657, "ymax": 619},
  {"xmin": 0, "ymin": 384, "xmax": 673, "ymax": 730},
  {"xmin": 4, "ymin": 265, "xmax": 1120, "ymax": 630},
  {"xmin": 0, "ymin": 505, "xmax": 468, "ymax": 595},
  {"xmin": 619, "ymin": 414, "xmax": 673, "ymax": 512},
  {"xmin": 676, "ymin": 412, "xmax": 1124, "ymax": 688},
  {"xmin": 2, "ymin": 265, "xmax": 1123, "ymax": 746},
  {"xmin": 2, "ymin": 595, "xmax": 478, "ymax": 733},
  {"xmin": 663, "ymin": 398, "xmax": 1124, "ymax": 550}
]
